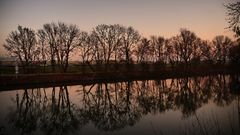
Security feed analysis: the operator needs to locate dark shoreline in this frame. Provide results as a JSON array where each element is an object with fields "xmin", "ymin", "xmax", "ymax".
[{"xmin": 1, "ymin": 66, "xmax": 240, "ymax": 91}]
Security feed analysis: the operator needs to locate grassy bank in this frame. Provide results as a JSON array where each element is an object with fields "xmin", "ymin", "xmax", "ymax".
[{"xmin": 1, "ymin": 64, "xmax": 239, "ymax": 91}]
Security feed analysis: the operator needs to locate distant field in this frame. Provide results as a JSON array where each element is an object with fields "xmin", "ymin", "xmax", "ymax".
[{"xmin": 1, "ymin": 62, "xmax": 237, "ymax": 74}]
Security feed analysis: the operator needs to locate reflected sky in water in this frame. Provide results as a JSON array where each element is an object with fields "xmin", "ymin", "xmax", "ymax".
[{"xmin": 0, "ymin": 74, "xmax": 239, "ymax": 135}]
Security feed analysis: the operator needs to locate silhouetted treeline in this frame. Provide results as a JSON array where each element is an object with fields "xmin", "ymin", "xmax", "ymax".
[{"xmin": 3, "ymin": 23, "xmax": 240, "ymax": 73}]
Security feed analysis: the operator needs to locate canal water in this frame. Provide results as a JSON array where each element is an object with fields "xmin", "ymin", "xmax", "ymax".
[{"xmin": 0, "ymin": 74, "xmax": 239, "ymax": 135}]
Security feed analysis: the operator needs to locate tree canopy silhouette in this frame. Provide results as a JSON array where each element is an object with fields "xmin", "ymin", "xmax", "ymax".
[
  {"xmin": 225, "ymin": 1, "xmax": 240, "ymax": 37},
  {"xmin": 3, "ymin": 22, "xmax": 239, "ymax": 73},
  {"xmin": 3, "ymin": 25, "xmax": 38, "ymax": 72}
]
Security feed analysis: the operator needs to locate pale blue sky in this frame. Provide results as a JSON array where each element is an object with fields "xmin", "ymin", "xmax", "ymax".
[{"xmin": 0, "ymin": 0, "xmax": 236, "ymax": 56}]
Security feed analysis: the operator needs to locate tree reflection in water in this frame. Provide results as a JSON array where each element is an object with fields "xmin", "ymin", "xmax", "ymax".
[
  {"xmin": 82, "ymin": 82, "xmax": 141, "ymax": 131},
  {"xmin": 8, "ymin": 86, "xmax": 87, "ymax": 135},
  {"xmin": 6, "ymin": 74, "xmax": 240, "ymax": 134}
]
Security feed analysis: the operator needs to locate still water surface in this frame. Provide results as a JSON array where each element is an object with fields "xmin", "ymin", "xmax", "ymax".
[{"xmin": 0, "ymin": 74, "xmax": 239, "ymax": 135}]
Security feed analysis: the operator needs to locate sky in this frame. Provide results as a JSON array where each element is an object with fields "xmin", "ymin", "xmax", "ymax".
[{"xmin": 0, "ymin": 0, "xmax": 237, "ymax": 56}]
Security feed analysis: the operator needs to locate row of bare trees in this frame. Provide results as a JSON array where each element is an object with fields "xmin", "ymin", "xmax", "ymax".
[{"xmin": 3, "ymin": 23, "xmax": 239, "ymax": 72}]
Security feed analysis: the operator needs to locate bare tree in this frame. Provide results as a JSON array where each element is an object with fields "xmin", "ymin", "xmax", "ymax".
[
  {"xmin": 225, "ymin": 1, "xmax": 240, "ymax": 65},
  {"xmin": 78, "ymin": 32, "xmax": 93, "ymax": 64},
  {"xmin": 91, "ymin": 24, "xmax": 123, "ymax": 68},
  {"xmin": 77, "ymin": 31, "xmax": 96, "ymax": 72},
  {"xmin": 121, "ymin": 26, "xmax": 141, "ymax": 64},
  {"xmin": 90, "ymin": 33, "xmax": 104, "ymax": 64},
  {"xmin": 225, "ymin": 1, "xmax": 240, "ymax": 36},
  {"xmin": 38, "ymin": 23, "xmax": 58, "ymax": 72},
  {"xmin": 55, "ymin": 22, "xmax": 80, "ymax": 72},
  {"xmin": 165, "ymin": 38, "xmax": 177, "ymax": 68},
  {"xmin": 39, "ymin": 22, "xmax": 80, "ymax": 72},
  {"xmin": 4, "ymin": 25, "xmax": 38, "ymax": 71},
  {"xmin": 37, "ymin": 29, "xmax": 49, "ymax": 70},
  {"xmin": 173, "ymin": 29, "xmax": 199, "ymax": 66},
  {"xmin": 212, "ymin": 35, "xmax": 233, "ymax": 64},
  {"xmin": 150, "ymin": 36, "xmax": 165, "ymax": 63},
  {"xmin": 229, "ymin": 41, "xmax": 240, "ymax": 64},
  {"xmin": 135, "ymin": 38, "xmax": 151, "ymax": 63},
  {"xmin": 199, "ymin": 40, "xmax": 214, "ymax": 63}
]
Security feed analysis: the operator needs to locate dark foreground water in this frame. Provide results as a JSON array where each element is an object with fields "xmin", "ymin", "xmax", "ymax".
[{"xmin": 0, "ymin": 74, "xmax": 240, "ymax": 135}]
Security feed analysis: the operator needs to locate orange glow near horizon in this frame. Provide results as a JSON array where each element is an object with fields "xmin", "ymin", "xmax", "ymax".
[{"xmin": 0, "ymin": 0, "xmax": 237, "ymax": 56}]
